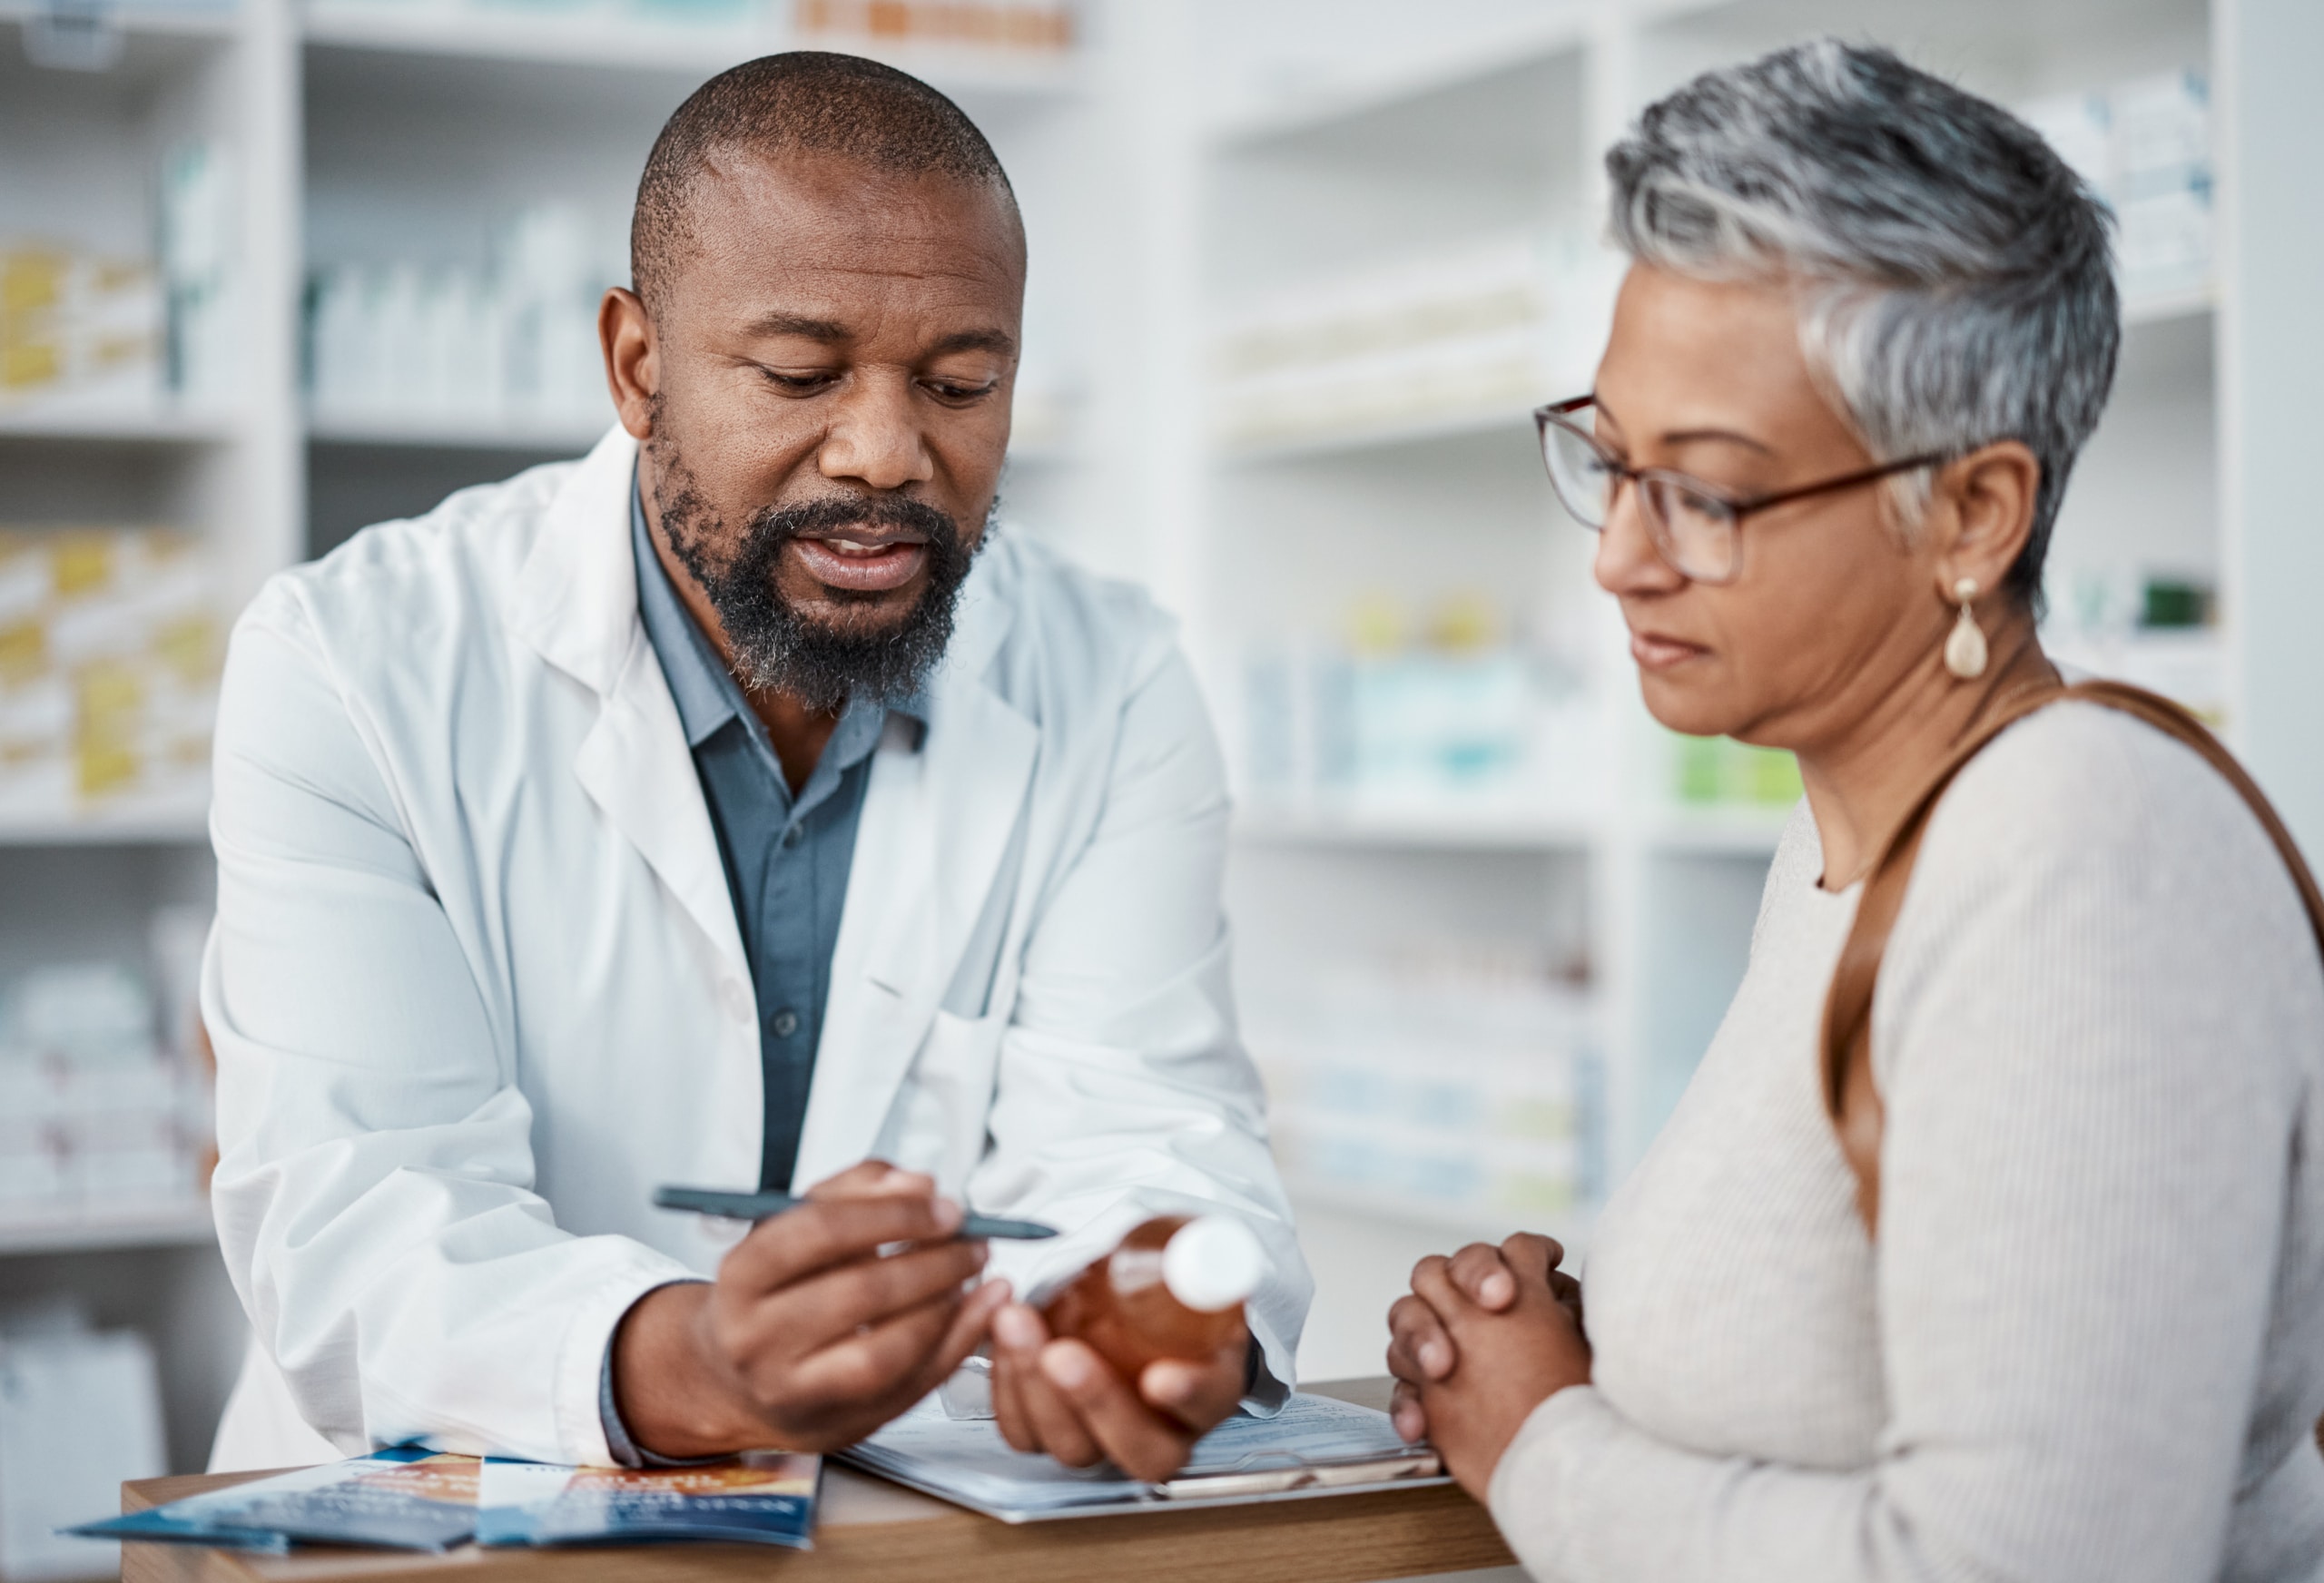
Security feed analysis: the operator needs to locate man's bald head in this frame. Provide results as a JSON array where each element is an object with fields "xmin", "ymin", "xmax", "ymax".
[{"xmin": 631, "ymin": 51, "xmax": 1019, "ymax": 315}]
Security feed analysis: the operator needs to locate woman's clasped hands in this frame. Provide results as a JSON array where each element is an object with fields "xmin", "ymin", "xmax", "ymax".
[{"xmin": 1384, "ymin": 1233, "xmax": 1591, "ymax": 1499}]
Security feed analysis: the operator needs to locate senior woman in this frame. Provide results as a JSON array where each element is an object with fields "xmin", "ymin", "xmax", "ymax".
[{"xmin": 1384, "ymin": 41, "xmax": 2324, "ymax": 1583}]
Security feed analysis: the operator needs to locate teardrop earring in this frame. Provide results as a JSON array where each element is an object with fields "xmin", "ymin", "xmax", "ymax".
[{"xmin": 1944, "ymin": 576, "xmax": 1988, "ymax": 680}]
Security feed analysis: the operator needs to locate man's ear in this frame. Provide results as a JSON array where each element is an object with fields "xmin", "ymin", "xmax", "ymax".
[
  {"xmin": 1930, "ymin": 438, "xmax": 2041, "ymax": 600},
  {"xmin": 599, "ymin": 287, "xmax": 658, "ymax": 440}
]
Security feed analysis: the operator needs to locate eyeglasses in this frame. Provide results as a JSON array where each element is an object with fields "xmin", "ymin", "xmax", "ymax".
[{"xmin": 1533, "ymin": 395, "xmax": 1954, "ymax": 585}]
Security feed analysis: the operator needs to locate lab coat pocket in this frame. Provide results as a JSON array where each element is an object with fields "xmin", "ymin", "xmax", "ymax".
[{"xmin": 873, "ymin": 1007, "xmax": 1007, "ymax": 1196}]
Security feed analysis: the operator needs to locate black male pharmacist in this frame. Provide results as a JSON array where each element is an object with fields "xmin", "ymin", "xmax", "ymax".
[{"xmin": 202, "ymin": 54, "xmax": 1307, "ymax": 1480}]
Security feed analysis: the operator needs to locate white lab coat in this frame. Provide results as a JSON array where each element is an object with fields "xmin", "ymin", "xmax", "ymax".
[{"xmin": 202, "ymin": 425, "xmax": 1311, "ymax": 1470}]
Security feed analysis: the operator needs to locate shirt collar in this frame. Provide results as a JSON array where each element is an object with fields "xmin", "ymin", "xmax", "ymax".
[{"xmin": 629, "ymin": 472, "xmax": 929, "ymax": 753}]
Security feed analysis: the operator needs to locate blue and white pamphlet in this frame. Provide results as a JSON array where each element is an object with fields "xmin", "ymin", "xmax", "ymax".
[
  {"xmin": 69, "ymin": 1447, "xmax": 480, "ymax": 1555},
  {"xmin": 71, "ymin": 1446, "xmax": 823, "ymax": 1555},
  {"xmin": 476, "ymin": 1450, "xmax": 821, "ymax": 1549}
]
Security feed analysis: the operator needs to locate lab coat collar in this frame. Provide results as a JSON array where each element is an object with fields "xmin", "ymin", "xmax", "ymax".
[{"xmin": 505, "ymin": 423, "xmax": 1034, "ymax": 1183}]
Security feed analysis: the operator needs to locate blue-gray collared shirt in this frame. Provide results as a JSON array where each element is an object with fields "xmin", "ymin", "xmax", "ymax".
[
  {"xmin": 629, "ymin": 478, "xmax": 926, "ymax": 1193},
  {"xmin": 603, "ymin": 477, "xmax": 925, "ymax": 1466}
]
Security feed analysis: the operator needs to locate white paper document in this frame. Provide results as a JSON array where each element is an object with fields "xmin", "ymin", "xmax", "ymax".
[{"xmin": 839, "ymin": 1392, "xmax": 1446, "ymax": 1523}]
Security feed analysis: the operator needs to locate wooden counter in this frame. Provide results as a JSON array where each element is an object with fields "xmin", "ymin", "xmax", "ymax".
[{"xmin": 121, "ymin": 1379, "xmax": 1515, "ymax": 1583}]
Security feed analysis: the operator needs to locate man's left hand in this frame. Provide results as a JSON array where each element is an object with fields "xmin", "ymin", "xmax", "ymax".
[
  {"xmin": 989, "ymin": 1303, "xmax": 1247, "ymax": 1481},
  {"xmin": 1385, "ymin": 1235, "xmax": 1591, "ymax": 1500}
]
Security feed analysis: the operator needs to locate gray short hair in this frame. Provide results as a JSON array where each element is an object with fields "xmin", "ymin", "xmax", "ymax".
[{"xmin": 1606, "ymin": 40, "xmax": 2119, "ymax": 604}]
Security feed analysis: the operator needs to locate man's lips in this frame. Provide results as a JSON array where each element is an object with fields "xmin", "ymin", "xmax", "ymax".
[
  {"xmin": 1629, "ymin": 628, "xmax": 1710, "ymax": 671},
  {"xmin": 788, "ymin": 533, "xmax": 929, "ymax": 594}
]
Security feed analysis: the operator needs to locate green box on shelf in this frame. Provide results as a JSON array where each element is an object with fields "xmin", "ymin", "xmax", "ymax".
[{"xmin": 1673, "ymin": 733, "xmax": 1803, "ymax": 808}]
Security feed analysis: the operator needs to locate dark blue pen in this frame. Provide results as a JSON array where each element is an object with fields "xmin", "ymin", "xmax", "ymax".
[{"xmin": 653, "ymin": 1185, "xmax": 1059, "ymax": 1240}]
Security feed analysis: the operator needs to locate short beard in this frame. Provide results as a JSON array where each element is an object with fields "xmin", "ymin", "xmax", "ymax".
[{"xmin": 647, "ymin": 438, "xmax": 982, "ymax": 714}]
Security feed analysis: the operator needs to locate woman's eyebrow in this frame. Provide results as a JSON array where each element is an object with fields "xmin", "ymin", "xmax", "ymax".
[{"xmin": 1661, "ymin": 427, "xmax": 1777, "ymax": 455}]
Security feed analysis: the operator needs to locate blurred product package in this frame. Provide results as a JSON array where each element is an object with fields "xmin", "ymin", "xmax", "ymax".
[
  {"xmin": 0, "ymin": 527, "xmax": 222, "ymax": 824},
  {"xmin": 1668, "ymin": 733, "xmax": 1803, "ymax": 811},
  {"xmin": 2043, "ymin": 563, "xmax": 2225, "ymax": 725},
  {"xmin": 0, "ymin": 136, "xmax": 232, "ymax": 420},
  {"xmin": 1247, "ymin": 945, "xmax": 1600, "ymax": 1218},
  {"xmin": 793, "ymin": 0, "xmax": 1074, "ymax": 53},
  {"xmin": 0, "ymin": 245, "xmax": 163, "ymax": 415},
  {"xmin": 162, "ymin": 139, "xmax": 239, "ymax": 404},
  {"xmin": 0, "ymin": 949, "xmax": 213, "ymax": 1220},
  {"xmin": 0, "ymin": 1302, "xmax": 167, "ymax": 1583},
  {"xmin": 1211, "ymin": 231, "xmax": 1620, "ymax": 450},
  {"xmin": 1236, "ymin": 592, "xmax": 1603, "ymax": 820},
  {"xmin": 2020, "ymin": 68, "xmax": 2211, "ymax": 306},
  {"xmin": 307, "ymin": 204, "xmax": 614, "ymax": 435}
]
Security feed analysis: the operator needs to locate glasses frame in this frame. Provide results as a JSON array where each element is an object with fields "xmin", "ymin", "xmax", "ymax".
[{"xmin": 1533, "ymin": 395, "xmax": 1957, "ymax": 585}]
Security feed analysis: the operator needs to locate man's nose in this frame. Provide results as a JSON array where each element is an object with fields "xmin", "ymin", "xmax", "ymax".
[
  {"xmin": 818, "ymin": 370, "xmax": 935, "ymax": 493},
  {"xmin": 1592, "ymin": 481, "xmax": 1687, "ymax": 596}
]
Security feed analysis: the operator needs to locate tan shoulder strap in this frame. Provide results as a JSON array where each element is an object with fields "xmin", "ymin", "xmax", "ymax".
[{"xmin": 1818, "ymin": 679, "xmax": 2324, "ymax": 1236}]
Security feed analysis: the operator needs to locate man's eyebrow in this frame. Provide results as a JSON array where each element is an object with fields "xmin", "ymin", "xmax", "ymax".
[
  {"xmin": 1661, "ymin": 427, "xmax": 1777, "ymax": 455},
  {"xmin": 924, "ymin": 328, "xmax": 1018, "ymax": 359},
  {"xmin": 745, "ymin": 311, "xmax": 851, "ymax": 341}
]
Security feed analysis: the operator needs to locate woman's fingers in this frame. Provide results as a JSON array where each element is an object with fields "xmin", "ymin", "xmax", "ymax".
[
  {"xmin": 1447, "ymin": 1242, "xmax": 1517, "ymax": 1311},
  {"xmin": 1390, "ymin": 1378, "xmax": 1429, "ymax": 1444},
  {"xmin": 1549, "ymin": 1268, "xmax": 1584, "ymax": 1328},
  {"xmin": 1502, "ymin": 1232, "xmax": 1564, "ymax": 1281},
  {"xmin": 1387, "ymin": 1292, "xmax": 1456, "ymax": 1381}
]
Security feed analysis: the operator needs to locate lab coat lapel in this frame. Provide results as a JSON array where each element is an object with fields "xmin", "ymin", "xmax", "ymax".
[
  {"xmin": 790, "ymin": 600, "xmax": 1038, "ymax": 1188},
  {"xmin": 507, "ymin": 426, "xmax": 751, "ymax": 984}
]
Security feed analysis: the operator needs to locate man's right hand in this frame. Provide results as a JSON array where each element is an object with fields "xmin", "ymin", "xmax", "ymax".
[{"xmin": 612, "ymin": 1161, "xmax": 1009, "ymax": 1457}]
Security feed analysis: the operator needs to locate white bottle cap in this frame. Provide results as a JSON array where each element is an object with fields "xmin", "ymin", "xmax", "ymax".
[{"xmin": 1161, "ymin": 1215, "xmax": 1265, "ymax": 1313}]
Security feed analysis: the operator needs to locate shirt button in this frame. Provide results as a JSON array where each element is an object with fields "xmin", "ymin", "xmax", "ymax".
[
  {"xmin": 781, "ymin": 824, "xmax": 804, "ymax": 850},
  {"xmin": 771, "ymin": 1008, "xmax": 800, "ymax": 1038},
  {"xmin": 721, "ymin": 979, "xmax": 752, "ymax": 1022}
]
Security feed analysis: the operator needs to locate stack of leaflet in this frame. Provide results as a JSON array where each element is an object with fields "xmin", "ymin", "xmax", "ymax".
[
  {"xmin": 73, "ymin": 1446, "xmax": 823, "ymax": 1554},
  {"xmin": 843, "ymin": 1393, "xmax": 1441, "ymax": 1521}
]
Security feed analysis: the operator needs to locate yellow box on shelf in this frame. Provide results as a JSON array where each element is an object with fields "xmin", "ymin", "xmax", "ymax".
[{"xmin": 0, "ymin": 528, "xmax": 221, "ymax": 827}]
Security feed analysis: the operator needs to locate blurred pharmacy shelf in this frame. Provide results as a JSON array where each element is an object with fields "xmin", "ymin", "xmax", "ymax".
[
  {"xmin": 305, "ymin": 413, "xmax": 608, "ymax": 452},
  {"xmin": 1163, "ymin": 0, "xmax": 2324, "ymax": 1380},
  {"xmin": 301, "ymin": 2, "xmax": 1084, "ymax": 93},
  {"xmin": 0, "ymin": 405, "xmax": 240, "ymax": 445},
  {"xmin": 0, "ymin": 1199, "xmax": 216, "ymax": 1257}
]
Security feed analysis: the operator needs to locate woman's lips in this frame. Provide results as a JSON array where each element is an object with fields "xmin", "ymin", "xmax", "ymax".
[
  {"xmin": 1630, "ymin": 629, "xmax": 1709, "ymax": 671},
  {"xmin": 788, "ymin": 535, "xmax": 929, "ymax": 594}
]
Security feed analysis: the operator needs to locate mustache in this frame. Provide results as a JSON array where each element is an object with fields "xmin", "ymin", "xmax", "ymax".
[{"xmin": 744, "ymin": 493, "xmax": 963, "ymax": 550}]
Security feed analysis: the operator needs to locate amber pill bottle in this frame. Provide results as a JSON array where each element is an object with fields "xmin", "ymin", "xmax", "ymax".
[{"xmin": 1041, "ymin": 1214, "xmax": 1265, "ymax": 1380}]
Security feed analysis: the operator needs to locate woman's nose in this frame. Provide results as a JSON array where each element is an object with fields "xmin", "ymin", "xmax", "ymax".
[{"xmin": 1593, "ymin": 482, "xmax": 1689, "ymax": 596}]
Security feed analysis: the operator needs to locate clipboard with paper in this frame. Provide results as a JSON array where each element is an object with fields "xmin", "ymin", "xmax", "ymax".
[{"xmin": 837, "ymin": 1392, "xmax": 1448, "ymax": 1524}]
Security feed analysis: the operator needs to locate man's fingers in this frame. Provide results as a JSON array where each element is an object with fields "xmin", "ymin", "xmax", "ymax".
[
  {"xmin": 803, "ymin": 1159, "xmax": 922, "ymax": 1202},
  {"xmin": 1039, "ymin": 1341, "xmax": 1192, "ymax": 1483},
  {"xmin": 1138, "ymin": 1337, "xmax": 1245, "ymax": 1434},
  {"xmin": 1389, "ymin": 1378, "xmax": 1429, "ymax": 1445},
  {"xmin": 1447, "ymin": 1243, "xmax": 1517, "ymax": 1311},
  {"xmin": 1387, "ymin": 1292, "xmax": 1456, "ymax": 1381},
  {"xmin": 911, "ymin": 1280, "xmax": 1009, "ymax": 1402},
  {"xmin": 992, "ymin": 1303, "xmax": 1093, "ymax": 1462},
  {"xmin": 724, "ymin": 1193, "xmax": 969, "ymax": 1292},
  {"xmin": 1013, "ymin": 1339, "xmax": 1104, "ymax": 1469},
  {"xmin": 786, "ymin": 1288, "xmax": 961, "ymax": 1406}
]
